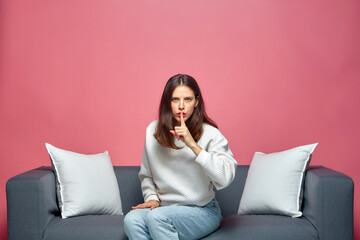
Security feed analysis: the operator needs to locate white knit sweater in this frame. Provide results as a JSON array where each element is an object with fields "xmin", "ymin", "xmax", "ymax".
[{"xmin": 139, "ymin": 120, "xmax": 238, "ymax": 207}]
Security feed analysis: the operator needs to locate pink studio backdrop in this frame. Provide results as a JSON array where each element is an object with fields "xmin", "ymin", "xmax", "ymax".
[{"xmin": 1, "ymin": 0, "xmax": 359, "ymax": 239}]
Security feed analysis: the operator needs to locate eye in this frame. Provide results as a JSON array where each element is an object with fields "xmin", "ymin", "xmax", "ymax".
[
  {"xmin": 185, "ymin": 97, "xmax": 193, "ymax": 101},
  {"xmin": 171, "ymin": 97, "xmax": 179, "ymax": 102}
]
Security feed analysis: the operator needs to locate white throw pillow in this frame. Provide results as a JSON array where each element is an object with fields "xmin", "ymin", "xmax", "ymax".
[
  {"xmin": 45, "ymin": 143, "xmax": 123, "ymax": 219},
  {"xmin": 238, "ymin": 143, "xmax": 318, "ymax": 218}
]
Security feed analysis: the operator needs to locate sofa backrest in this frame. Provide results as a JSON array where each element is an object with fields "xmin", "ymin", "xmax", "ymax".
[{"xmin": 114, "ymin": 165, "xmax": 249, "ymax": 216}]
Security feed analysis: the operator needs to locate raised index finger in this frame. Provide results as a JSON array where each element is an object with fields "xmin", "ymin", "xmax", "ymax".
[{"xmin": 180, "ymin": 112, "xmax": 186, "ymax": 126}]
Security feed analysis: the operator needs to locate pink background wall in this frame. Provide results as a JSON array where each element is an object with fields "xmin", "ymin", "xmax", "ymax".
[{"xmin": 1, "ymin": 0, "xmax": 359, "ymax": 239}]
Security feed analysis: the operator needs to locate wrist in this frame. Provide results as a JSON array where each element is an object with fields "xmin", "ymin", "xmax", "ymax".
[{"xmin": 190, "ymin": 142, "xmax": 202, "ymax": 156}]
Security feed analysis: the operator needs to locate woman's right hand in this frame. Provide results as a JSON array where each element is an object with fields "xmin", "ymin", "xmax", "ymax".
[{"xmin": 131, "ymin": 200, "xmax": 160, "ymax": 210}]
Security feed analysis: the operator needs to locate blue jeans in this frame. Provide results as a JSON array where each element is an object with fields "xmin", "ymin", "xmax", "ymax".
[{"xmin": 124, "ymin": 198, "xmax": 222, "ymax": 240}]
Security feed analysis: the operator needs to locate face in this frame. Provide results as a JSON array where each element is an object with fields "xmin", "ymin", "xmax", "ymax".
[{"xmin": 171, "ymin": 85, "xmax": 199, "ymax": 124}]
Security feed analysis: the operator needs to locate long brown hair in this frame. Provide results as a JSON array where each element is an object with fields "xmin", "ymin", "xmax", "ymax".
[{"xmin": 154, "ymin": 74, "xmax": 218, "ymax": 149}]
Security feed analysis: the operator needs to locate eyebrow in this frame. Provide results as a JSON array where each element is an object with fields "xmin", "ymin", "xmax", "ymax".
[
  {"xmin": 172, "ymin": 96, "xmax": 194, "ymax": 98},
  {"xmin": 173, "ymin": 96, "xmax": 193, "ymax": 98}
]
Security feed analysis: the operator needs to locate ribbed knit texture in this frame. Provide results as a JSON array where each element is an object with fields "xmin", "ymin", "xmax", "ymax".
[{"xmin": 139, "ymin": 120, "xmax": 238, "ymax": 207}]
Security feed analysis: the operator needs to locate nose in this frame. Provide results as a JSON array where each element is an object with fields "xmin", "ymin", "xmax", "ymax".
[{"xmin": 179, "ymin": 99, "xmax": 184, "ymax": 110}]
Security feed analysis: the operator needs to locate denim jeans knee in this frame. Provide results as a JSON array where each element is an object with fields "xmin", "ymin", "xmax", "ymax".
[
  {"xmin": 124, "ymin": 208, "xmax": 152, "ymax": 240},
  {"xmin": 124, "ymin": 198, "xmax": 222, "ymax": 240}
]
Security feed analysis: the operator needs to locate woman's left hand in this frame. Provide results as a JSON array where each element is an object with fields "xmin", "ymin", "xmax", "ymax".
[{"xmin": 170, "ymin": 113, "xmax": 202, "ymax": 155}]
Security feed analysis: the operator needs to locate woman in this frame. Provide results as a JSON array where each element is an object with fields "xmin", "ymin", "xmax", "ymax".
[{"xmin": 124, "ymin": 74, "xmax": 237, "ymax": 240}]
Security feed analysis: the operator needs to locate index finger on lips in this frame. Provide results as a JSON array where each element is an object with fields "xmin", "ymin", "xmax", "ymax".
[{"xmin": 180, "ymin": 112, "xmax": 185, "ymax": 126}]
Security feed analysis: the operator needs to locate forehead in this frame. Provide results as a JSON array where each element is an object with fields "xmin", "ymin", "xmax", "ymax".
[{"xmin": 172, "ymin": 85, "xmax": 195, "ymax": 97}]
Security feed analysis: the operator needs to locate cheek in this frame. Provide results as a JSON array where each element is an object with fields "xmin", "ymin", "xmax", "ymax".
[
  {"xmin": 171, "ymin": 103, "xmax": 177, "ymax": 113},
  {"xmin": 186, "ymin": 102, "xmax": 196, "ymax": 112}
]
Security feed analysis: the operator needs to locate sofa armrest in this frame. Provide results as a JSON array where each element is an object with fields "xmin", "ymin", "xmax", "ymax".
[
  {"xmin": 6, "ymin": 166, "xmax": 59, "ymax": 240},
  {"xmin": 302, "ymin": 165, "xmax": 354, "ymax": 240}
]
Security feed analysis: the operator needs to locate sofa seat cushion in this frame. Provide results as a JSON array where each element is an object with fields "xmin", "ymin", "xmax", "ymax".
[
  {"xmin": 43, "ymin": 215, "xmax": 127, "ymax": 240},
  {"xmin": 202, "ymin": 215, "xmax": 318, "ymax": 240}
]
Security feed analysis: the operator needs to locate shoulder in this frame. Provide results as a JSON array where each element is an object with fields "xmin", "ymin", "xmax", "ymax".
[
  {"xmin": 146, "ymin": 120, "xmax": 158, "ymax": 135},
  {"xmin": 201, "ymin": 123, "xmax": 225, "ymax": 140},
  {"xmin": 199, "ymin": 124, "xmax": 231, "ymax": 151}
]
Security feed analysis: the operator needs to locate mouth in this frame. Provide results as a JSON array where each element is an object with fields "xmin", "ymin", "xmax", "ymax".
[{"xmin": 177, "ymin": 112, "xmax": 186, "ymax": 117}]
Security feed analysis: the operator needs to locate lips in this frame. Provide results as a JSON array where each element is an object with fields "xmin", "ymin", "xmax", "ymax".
[{"xmin": 177, "ymin": 112, "xmax": 186, "ymax": 117}]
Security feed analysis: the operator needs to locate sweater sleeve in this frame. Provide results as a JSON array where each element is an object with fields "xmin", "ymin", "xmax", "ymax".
[
  {"xmin": 138, "ymin": 139, "xmax": 160, "ymax": 203},
  {"xmin": 195, "ymin": 131, "xmax": 237, "ymax": 190}
]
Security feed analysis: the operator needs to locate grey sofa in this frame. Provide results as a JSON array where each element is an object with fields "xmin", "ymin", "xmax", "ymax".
[{"xmin": 7, "ymin": 165, "xmax": 354, "ymax": 240}]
